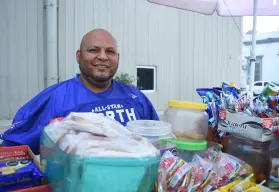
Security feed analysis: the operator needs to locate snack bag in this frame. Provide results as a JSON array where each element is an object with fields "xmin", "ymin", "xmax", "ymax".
[
  {"xmin": 0, "ymin": 150, "xmax": 31, "ymax": 163},
  {"xmin": 213, "ymin": 153, "xmax": 249, "ymax": 188},
  {"xmin": 196, "ymin": 87, "xmax": 227, "ymax": 143},
  {"xmin": 0, "ymin": 160, "xmax": 43, "ymax": 191},
  {"xmin": 193, "ymin": 155, "xmax": 218, "ymax": 191},
  {"xmin": 158, "ymin": 151, "xmax": 182, "ymax": 192},
  {"xmin": 158, "ymin": 151, "xmax": 203, "ymax": 192}
]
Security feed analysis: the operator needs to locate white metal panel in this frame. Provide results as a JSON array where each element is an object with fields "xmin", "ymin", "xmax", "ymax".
[
  {"xmin": 0, "ymin": 0, "xmax": 45, "ymax": 120},
  {"xmin": 58, "ymin": 0, "xmax": 242, "ymax": 110}
]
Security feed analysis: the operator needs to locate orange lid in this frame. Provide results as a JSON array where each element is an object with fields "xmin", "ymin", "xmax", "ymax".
[{"xmin": 49, "ymin": 117, "xmax": 64, "ymax": 123}]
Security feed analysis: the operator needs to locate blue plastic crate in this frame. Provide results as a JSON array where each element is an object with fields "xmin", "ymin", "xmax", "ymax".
[{"xmin": 40, "ymin": 130, "xmax": 160, "ymax": 192}]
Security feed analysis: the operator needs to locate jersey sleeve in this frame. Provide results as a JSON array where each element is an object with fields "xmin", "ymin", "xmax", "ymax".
[
  {"xmin": 138, "ymin": 92, "xmax": 159, "ymax": 120},
  {"xmin": 0, "ymin": 92, "xmax": 57, "ymax": 155},
  {"xmin": 145, "ymin": 96, "xmax": 159, "ymax": 120}
]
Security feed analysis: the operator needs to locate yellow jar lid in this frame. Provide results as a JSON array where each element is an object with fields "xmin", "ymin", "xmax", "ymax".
[
  {"xmin": 168, "ymin": 100, "xmax": 207, "ymax": 110},
  {"xmin": 230, "ymin": 82, "xmax": 236, "ymax": 87}
]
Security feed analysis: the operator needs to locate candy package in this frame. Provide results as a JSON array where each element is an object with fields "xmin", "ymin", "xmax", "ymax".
[
  {"xmin": 0, "ymin": 150, "xmax": 31, "ymax": 163},
  {"xmin": 0, "ymin": 160, "xmax": 43, "ymax": 192},
  {"xmin": 196, "ymin": 87, "xmax": 228, "ymax": 143},
  {"xmin": 156, "ymin": 149, "xmax": 252, "ymax": 192},
  {"xmin": 214, "ymin": 173, "xmax": 275, "ymax": 192}
]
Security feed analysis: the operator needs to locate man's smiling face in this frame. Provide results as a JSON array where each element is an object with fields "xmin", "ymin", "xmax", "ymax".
[{"xmin": 77, "ymin": 29, "xmax": 119, "ymax": 83}]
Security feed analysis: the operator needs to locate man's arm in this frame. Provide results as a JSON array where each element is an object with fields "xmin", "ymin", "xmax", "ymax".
[{"xmin": 0, "ymin": 93, "xmax": 56, "ymax": 155}]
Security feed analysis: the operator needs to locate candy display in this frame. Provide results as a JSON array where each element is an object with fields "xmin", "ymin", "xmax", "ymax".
[
  {"xmin": 2, "ymin": 91, "xmax": 278, "ymax": 192},
  {"xmin": 221, "ymin": 82, "xmax": 279, "ymax": 119},
  {"xmin": 197, "ymin": 82, "xmax": 279, "ymax": 142}
]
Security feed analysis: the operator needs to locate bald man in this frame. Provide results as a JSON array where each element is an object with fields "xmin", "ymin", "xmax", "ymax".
[{"xmin": 1, "ymin": 29, "xmax": 159, "ymax": 154}]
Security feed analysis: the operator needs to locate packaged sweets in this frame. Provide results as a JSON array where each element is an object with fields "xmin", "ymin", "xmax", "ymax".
[{"xmin": 0, "ymin": 160, "xmax": 43, "ymax": 191}]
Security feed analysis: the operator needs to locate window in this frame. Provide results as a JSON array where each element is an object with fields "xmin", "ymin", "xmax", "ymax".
[
  {"xmin": 264, "ymin": 82, "xmax": 271, "ymax": 87},
  {"xmin": 272, "ymin": 81, "xmax": 279, "ymax": 86},
  {"xmin": 254, "ymin": 82, "xmax": 262, "ymax": 86},
  {"xmin": 246, "ymin": 56, "xmax": 263, "ymax": 84},
  {"xmin": 254, "ymin": 57, "xmax": 262, "ymax": 81},
  {"xmin": 136, "ymin": 66, "xmax": 156, "ymax": 92}
]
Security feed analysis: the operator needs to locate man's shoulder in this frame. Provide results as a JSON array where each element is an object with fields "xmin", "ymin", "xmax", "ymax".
[
  {"xmin": 113, "ymin": 80, "xmax": 142, "ymax": 94},
  {"xmin": 39, "ymin": 78, "xmax": 76, "ymax": 96},
  {"xmin": 14, "ymin": 78, "xmax": 77, "ymax": 120},
  {"xmin": 26, "ymin": 78, "xmax": 76, "ymax": 106},
  {"xmin": 113, "ymin": 80, "xmax": 146, "ymax": 98}
]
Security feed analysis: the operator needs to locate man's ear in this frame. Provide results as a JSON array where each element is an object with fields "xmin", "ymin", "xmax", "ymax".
[
  {"xmin": 117, "ymin": 53, "xmax": 120, "ymax": 63},
  {"xmin": 76, "ymin": 50, "xmax": 81, "ymax": 64}
]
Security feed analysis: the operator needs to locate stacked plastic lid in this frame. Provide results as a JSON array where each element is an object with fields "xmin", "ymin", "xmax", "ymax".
[{"xmin": 126, "ymin": 120, "xmax": 172, "ymax": 137}]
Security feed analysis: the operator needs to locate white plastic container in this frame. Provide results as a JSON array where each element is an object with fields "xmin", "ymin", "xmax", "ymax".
[
  {"xmin": 126, "ymin": 120, "xmax": 176, "ymax": 156},
  {"xmin": 126, "ymin": 120, "xmax": 175, "ymax": 143},
  {"xmin": 164, "ymin": 100, "xmax": 208, "ymax": 140}
]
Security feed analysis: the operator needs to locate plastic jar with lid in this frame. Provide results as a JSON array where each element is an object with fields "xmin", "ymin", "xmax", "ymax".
[
  {"xmin": 126, "ymin": 120, "xmax": 176, "ymax": 155},
  {"xmin": 167, "ymin": 138, "xmax": 221, "ymax": 162},
  {"xmin": 152, "ymin": 139, "xmax": 177, "ymax": 156},
  {"xmin": 268, "ymin": 139, "xmax": 279, "ymax": 190},
  {"xmin": 126, "ymin": 120, "xmax": 175, "ymax": 143},
  {"xmin": 164, "ymin": 100, "xmax": 208, "ymax": 140},
  {"xmin": 227, "ymin": 135, "xmax": 273, "ymax": 185}
]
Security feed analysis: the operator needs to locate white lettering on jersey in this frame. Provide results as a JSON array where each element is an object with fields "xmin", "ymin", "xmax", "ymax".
[
  {"xmin": 92, "ymin": 104, "xmax": 124, "ymax": 112},
  {"xmin": 91, "ymin": 103, "xmax": 137, "ymax": 123},
  {"xmin": 93, "ymin": 108, "xmax": 137, "ymax": 123},
  {"xmin": 130, "ymin": 94, "xmax": 137, "ymax": 99},
  {"xmin": 10, "ymin": 121, "xmax": 22, "ymax": 129},
  {"xmin": 126, "ymin": 108, "xmax": 136, "ymax": 121},
  {"xmin": 105, "ymin": 111, "xmax": 116, "ymax": 120},
  {"xmin": 115, "ymin": 109, "xmax": 125, "ymax": 122}
]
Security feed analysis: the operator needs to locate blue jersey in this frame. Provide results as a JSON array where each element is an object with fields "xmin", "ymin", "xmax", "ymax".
[{"xmin": 1, "ymin": 74, "xmax": 159, "ymax": 154}]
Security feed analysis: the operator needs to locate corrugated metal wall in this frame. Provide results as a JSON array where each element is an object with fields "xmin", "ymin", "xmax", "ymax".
[
  {"xmin": 58, "ymin": 0, "xmax": 243, "ymax": 110},
  {"xmin": 0, "ymin": 0, "xmax": 243, "ymax": 121},
  {"xmin": 0, "ymin": 0, "xmax": 45, "ymax": 120}
]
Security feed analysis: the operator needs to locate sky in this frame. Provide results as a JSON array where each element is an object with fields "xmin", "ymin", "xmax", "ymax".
[{"xmin": 242, "ymin": 16, "xmax": 279, "ymax": 33}]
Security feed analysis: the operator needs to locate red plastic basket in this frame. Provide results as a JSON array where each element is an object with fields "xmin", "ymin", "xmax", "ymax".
[{"xmin": 9, "ymin": 185, "xmax": 51, "ymax": 192}]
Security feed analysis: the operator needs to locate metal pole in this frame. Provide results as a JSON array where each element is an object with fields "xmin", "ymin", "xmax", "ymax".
[
  {"xmin": 46, "ymin": 0, "xmax": 58, "ymax": 87},
  {"xmin": 249, "ymin": 0, "xmax": 258, "ymax": 96}
]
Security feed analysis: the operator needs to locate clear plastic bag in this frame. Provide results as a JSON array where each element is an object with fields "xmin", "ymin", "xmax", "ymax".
[
  {"xmin": 64, "ymin": 112, "xmax": 131, "ymax": 137},
  {"xmin": 44, "ymin": 112, "xmax": 159, "ymax": 158}
]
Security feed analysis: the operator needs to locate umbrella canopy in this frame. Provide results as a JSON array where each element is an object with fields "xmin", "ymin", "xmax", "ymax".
[
  {"xmin": 147, "ymin": 0, "xmax": 279, "ymax": 16},
  {"xmin": 148, "ymin": 0, "xmax": 279, "ymax": 95}
]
